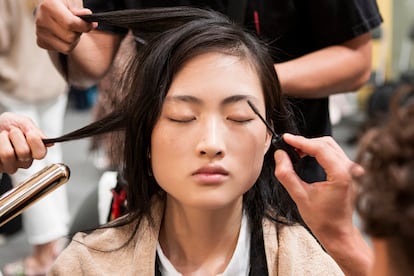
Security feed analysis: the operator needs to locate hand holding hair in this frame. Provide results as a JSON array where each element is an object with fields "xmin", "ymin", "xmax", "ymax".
[
  {"xmin": 35, "ymin": 0, "xmax": 97, "ymax": 54},
  {"xmin": 274, "ymin": 133, "xmax": 372, "ymax": 276},
  {"xmin": 0, "ymin": 112, "xmax": 49, "ymax": 174},
  {"xmin": 274, "ymin": 134, "xmax": 356, "ymax": 234}
]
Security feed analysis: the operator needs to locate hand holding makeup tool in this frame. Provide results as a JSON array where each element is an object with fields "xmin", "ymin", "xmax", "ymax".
[
  {"xmin": 247, "ymin": 100, "xmax": 301, "ymax": 165},
  {"xmin": 0, "ymin": 163, "xmax": 70, "ymax": 227}
]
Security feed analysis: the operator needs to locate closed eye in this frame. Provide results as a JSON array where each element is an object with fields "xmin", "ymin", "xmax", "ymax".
[
  {"xmin": 227, "ymin": 117, "xmax": 254, "ymax": 123},
  {"xmin": 168, "ymin": 117, "xmax": 196, "ymax": 123}
]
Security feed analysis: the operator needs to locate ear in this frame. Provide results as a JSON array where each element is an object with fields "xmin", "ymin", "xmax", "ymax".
[{"xmin": 264, "ymin": 131, "xmax": 272, "ymax": 154}]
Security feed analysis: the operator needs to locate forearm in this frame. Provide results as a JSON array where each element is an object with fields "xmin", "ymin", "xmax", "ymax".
[
  {"xmin": 49, "ymin": 30, "xmax": 121, "ymax": 88},
  {"xmin": 320, "ymin": 226, "xmax": 373, "ymax": 276},
  {"xmin": 0, "ymin": 0, "xmax": 14, "ymax": 52},
  {"xmin": 275, "ymin": 33, "xmax": 372, "ymax": 98}
]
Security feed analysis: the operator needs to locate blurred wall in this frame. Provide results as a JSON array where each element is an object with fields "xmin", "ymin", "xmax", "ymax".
[
  {"xmin": 392, "ymin": 0, "xmax": 414, "ymax": 79},
  {"xmin": 372, "ymin": 0, "xmax": 414, "ymax": 81}
]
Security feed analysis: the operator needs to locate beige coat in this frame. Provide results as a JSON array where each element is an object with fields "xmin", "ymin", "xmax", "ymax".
[
  {"xmin": 0, "ymin": 0, "xmax": 67, "ymax": 103},
  {"xmin": 50, "ymin": 199, "xmax": 343, "ymax": 275}
]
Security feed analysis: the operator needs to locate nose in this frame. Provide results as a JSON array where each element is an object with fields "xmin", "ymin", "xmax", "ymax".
[{"xmin": 196, "ymin": 117, "xmax": 225, "ymax": 158}]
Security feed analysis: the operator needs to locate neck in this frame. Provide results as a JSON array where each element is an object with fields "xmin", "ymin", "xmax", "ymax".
[
  {"xmin": 159, "ymin": 197, "xmax": 243, "ymax": 275},
  {"xmin": 370, "ymin": 239, "xmax": 391, "ymax": 276}
]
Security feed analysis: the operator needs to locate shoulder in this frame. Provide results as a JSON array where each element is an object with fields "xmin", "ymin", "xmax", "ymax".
[
  {"xmin": 50, "ymin": 202, "xmax": 164, "ymax": 275},
  {"xmin": 49, "ymin": 222, "xmax": 138, "ymax": 275},
  {"xmin": 263, "ymin": 220, "xmax": 344, "ymax": 275}
]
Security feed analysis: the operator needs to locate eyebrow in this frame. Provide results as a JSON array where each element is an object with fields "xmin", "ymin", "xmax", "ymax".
[{"xmin": 165, "ymin": 94, "xmax": 256, "ymax": 106}]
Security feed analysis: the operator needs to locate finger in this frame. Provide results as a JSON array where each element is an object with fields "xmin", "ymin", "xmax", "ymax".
[
  {"xmin": 13, "ymin": 159, "xmax": 34, "ymax": 171},
  {"xmin": 11, "ymin": 114, "xmax": 48, "ymax": 140},
  {"xmin": 35, "ymin": 5, "xmax": 94, "ymax": 52},
  {"xmin": 26, "ymin": 130, "xmax": 48, "ymax": 160},
  {"xmin": 8, "ymin": 127, "xmax": 32, "ymax": 162},
  {"xmin": 36, "ymin": 28, "xmax": 78, "ymax": 53},
  {"xmin": 13, "ymin": 117, "xmax": 49, "ymax": 159},
  {"xmin": 72, "ymin": 8, "xmax": 98, "ymax": 27},
  {"xmin": 0, "ymin": 112, "xmax": 43, "ymax": 134},
  {"xmin": 43, "ymin": 21, "xmax": 83, "ymax": 45},
  {"xmin": 274, "ymin": 150, "xmax": 308, "ymax": 203},
  {"xmin": 49, "ymin": 7, "xmax": 95, "ymax": 34},
  {"xmin": 13, "ymin": 116, "xmax": 53, "ymax": 149},
  {"xmin": 37, "ymin": 0, "xmax": 94, "ymax": 33},
  {"xmin": 36, "ymin": 15, "xmax": 83, "ymax": 53},
  {"xmin": 0, "ymin": 131, "xmax": 19, "ymax": 174},
  {"xmin": 282, "ymin": 134, "xmax": 339, "ymax": 157},
  {"xmin": 55, "ymin": 10, "xmax": 95, "ymax": 34},
  {"xmin": 0, "ymin": 112, "xmax": 18, "ymax": 132},
  {"xmin": 283, "ymin": 134, "xmax": 351, "ymax": 170}
]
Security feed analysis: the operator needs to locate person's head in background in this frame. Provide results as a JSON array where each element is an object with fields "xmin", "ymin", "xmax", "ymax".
[
  {"xmin": 355, "ymin": 85, "xmax": 414, "ymax": 276},
  {"xmin": 57, "ymin": 7, "xmax": 301, "ymax": 228}
]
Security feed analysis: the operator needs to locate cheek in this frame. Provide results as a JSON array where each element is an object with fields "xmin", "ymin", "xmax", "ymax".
[
  {"xmin": 150, "ymin": 125, "xmax": 190, "ymax": 185},
  {"xmin": 232, "ymin": 135, "xmax": 268, "ymax": 186}
]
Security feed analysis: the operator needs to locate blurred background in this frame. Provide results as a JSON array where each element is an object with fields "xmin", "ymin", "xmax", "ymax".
[{"xmin": 1, "ymin": 0, "xmax": 414, "ymax": 267}]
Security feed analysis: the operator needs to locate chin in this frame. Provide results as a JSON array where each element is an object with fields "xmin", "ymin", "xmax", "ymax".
[{"xmin": 184, "ymin": 193, "xmax": 243, "ymax": 211}]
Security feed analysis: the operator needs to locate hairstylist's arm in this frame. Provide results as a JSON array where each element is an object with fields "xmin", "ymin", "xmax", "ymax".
[
  {"xmin": 275, "ymin": 33, "xmax": 372, "ymax": 98},
  {"xmin": 274, "ymin": 134, "xmax": 373, "ymax": 276},
  {"xmin": 0, "ymin": 113, "xmax": 48, "ymax": 174},
  {"xmin": 35, "ymin": 0, "xmax": 122, "ymax": 88}
]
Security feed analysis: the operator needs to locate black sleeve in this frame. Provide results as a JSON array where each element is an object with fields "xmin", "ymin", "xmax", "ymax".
[{"xmin": 305, "ymin": 0, "xmax": 383, "ymax": 48}]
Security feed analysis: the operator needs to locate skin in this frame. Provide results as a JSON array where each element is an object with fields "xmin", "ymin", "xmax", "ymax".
[
  {"xmin": 369, "ymin": 239, "xmax": 389, "ymax": 276},
  {"xmin": 275, "ymin": 33, "xmax": 372, "ymax": 98},
  {"xmin": 153, "ymin": 52, "xmax": 271, "ymax": 274},
  {"xmin": 34, "ymin": 0, "xmax": 373, "ymax": 94},
  {"xmin": 0, "ymin": 112, "xmax": 48, "ymax": 174},
  {"xmin": 369, "ymin": 239, "xmax": 414, "ymax": 276},
  {"xmin": 275, "ymin": 133, "xmax": 373, "ymax": 276}
]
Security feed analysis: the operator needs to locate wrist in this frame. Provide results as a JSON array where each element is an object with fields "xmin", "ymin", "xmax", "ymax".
[{"xmin": 321, "ymin": 226, "xmax": 373, "ymax": 276}]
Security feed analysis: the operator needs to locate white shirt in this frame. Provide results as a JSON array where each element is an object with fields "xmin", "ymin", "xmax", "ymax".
[{"xmin": 156, "ymin": 212, "xmax": 251, "ymax": 276}]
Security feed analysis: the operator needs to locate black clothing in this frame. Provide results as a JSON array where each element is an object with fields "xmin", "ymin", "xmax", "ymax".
[{"xmin": 84, "ymin": 0, "xmax": 382, "ymax": 181}]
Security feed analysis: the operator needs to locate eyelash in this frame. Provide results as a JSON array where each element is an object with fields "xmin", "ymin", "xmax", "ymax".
[
  {"xmin": 227, "ymin": 118, "xmax": 253, "ymax": 124},
  {"xmin": 168, "ymin": 117, "xmax": 196, "ymax": 123},
  {"xmin": 167, "ymin": 117, "xmax": 253, "ymax": 124}
]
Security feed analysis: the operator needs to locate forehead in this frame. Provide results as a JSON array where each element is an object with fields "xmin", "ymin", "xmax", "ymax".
[{"xmin": 166, "ymin": 52, "xmax": 264, "ymax": 103}]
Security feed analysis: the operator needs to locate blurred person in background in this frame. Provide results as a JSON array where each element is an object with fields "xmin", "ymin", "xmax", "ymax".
[
  {"xmin": 354, "ymin": 86, "xmax": 414, "ymax": 276},
  {"xmin": 0, "ymin": 0, "xmax": 70, "ymax": 274}
]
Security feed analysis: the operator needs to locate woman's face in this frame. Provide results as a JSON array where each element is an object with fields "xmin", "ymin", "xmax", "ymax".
[{"xmin": 151, "ymin": 52, "xmax": 271, "ymax": 210}]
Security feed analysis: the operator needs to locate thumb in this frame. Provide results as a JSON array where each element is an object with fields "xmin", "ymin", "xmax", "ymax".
[
  {"xmin": 274, "ymin": 150, "xmax": 307, "ymax": 203},
  {"xmin": 72, "ymin": 8, "xmax": 99, "ymax": 31}
]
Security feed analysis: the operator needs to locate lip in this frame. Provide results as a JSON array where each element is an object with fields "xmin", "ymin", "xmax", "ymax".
[{"xmin": 192, "ymin": 165, "xmax": 229, "ymax": 184}]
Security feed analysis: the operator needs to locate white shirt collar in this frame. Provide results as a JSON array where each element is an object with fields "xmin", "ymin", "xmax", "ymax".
[{"xmin": 156, "ymin": 212, "xmax": 251, "ymax": 276}]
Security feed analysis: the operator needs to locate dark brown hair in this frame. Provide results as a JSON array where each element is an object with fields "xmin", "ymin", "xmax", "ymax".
[
  {"xmin": 47, "ymin": 8, "xmax": 302, "ymax": 254},
  {"xmin": 355, "ymin": 84, "xmax": 414, "ymax": 274}
]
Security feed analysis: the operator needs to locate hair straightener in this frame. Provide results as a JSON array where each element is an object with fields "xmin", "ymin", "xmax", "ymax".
[{"xmin": 0, "ymin": 163, "xmax": 70, "ymax": 227}]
